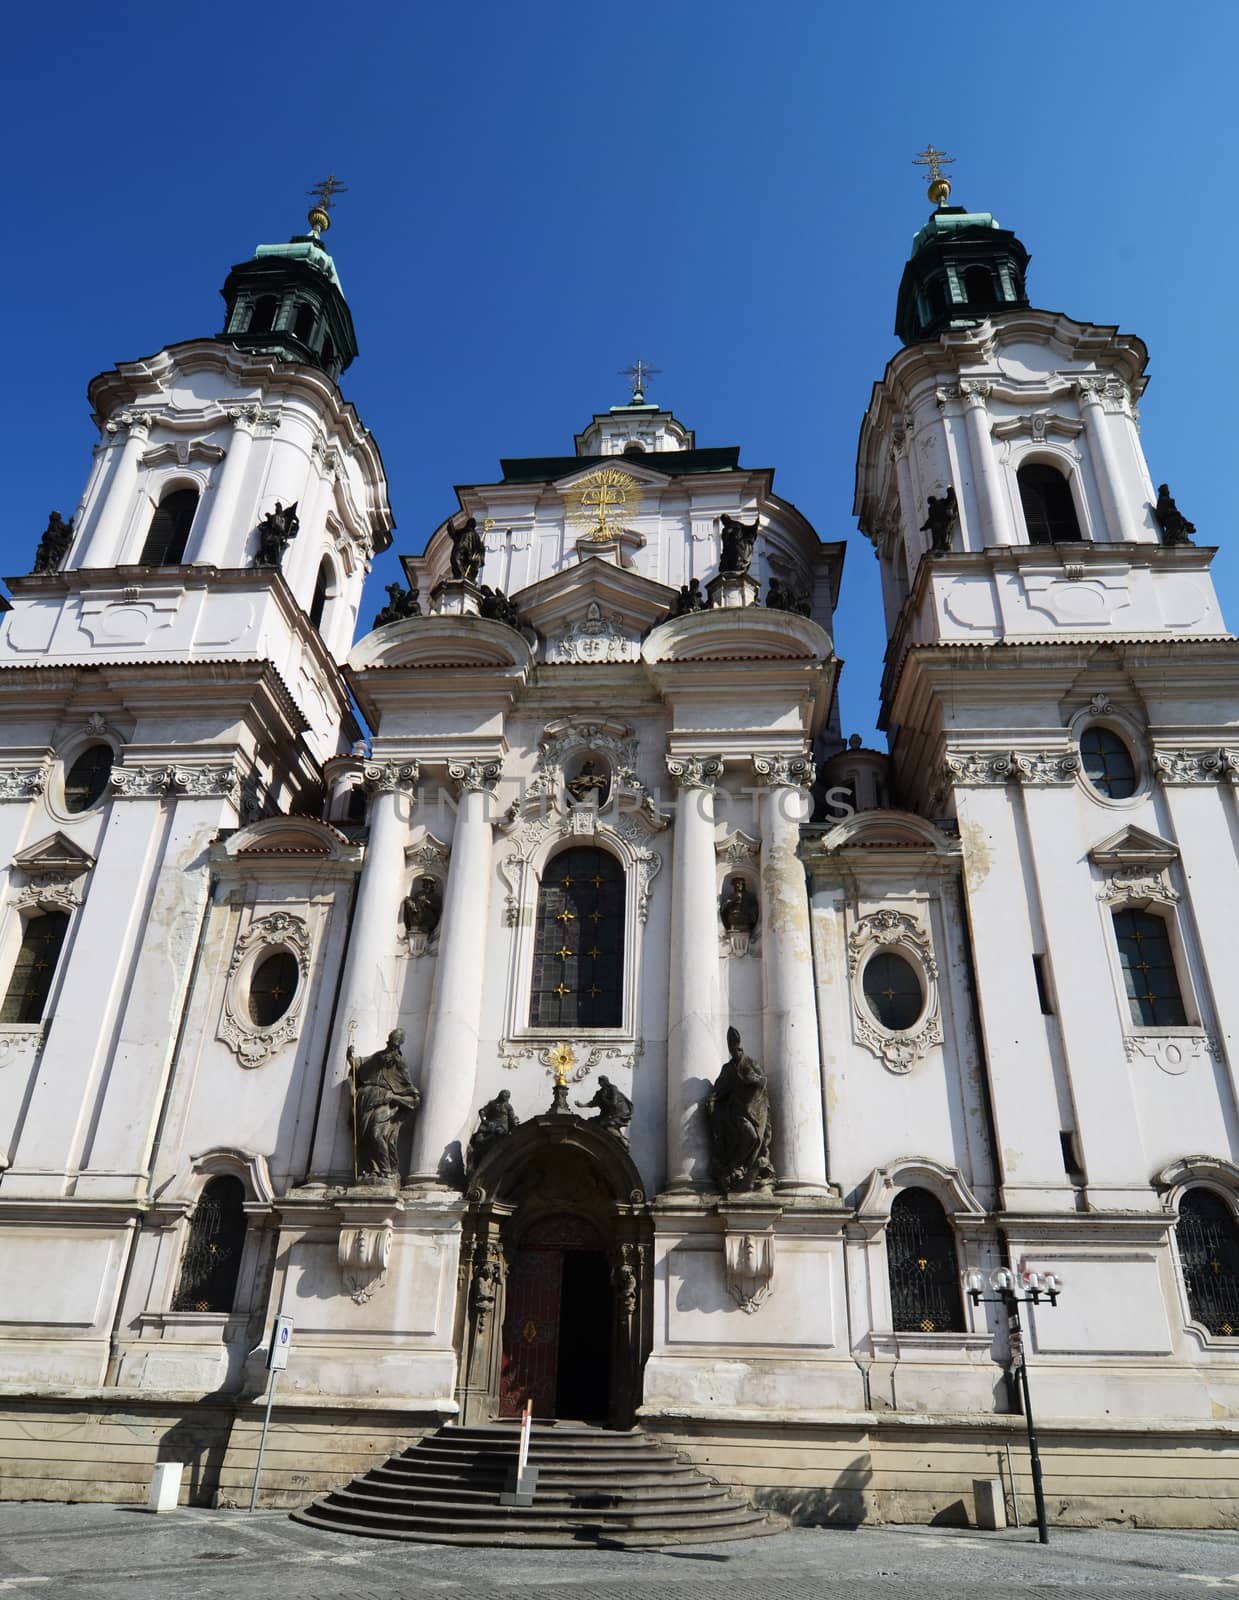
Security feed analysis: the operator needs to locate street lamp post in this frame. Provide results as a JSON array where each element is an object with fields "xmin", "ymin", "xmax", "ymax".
[{"xmin": 965, "ymin": 1266, "xmax": 1063, "ymax": 1545}]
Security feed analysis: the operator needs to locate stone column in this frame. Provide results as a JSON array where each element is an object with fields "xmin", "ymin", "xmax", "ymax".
[
  {"xmin": 1076, "ymin": 378, "xmax": 1126, "ymax": 541},
  {"xmin": 74, "ymin": 411, "xmax": 156, "ymax": 568},
  {"xmin": 409, "ymin": 759, "xmax": 502, "ymax": 1186},
  {"xmin": 663, "ymin": 754, "xmax": 723, "ymax": 1191},
  {"xmin": 960, "ymin": 381, "xmax": 1014, "ymax": 547},
  {"xmin": 193, "ymin": 407, "xmax": 259, "ymax": 567},
  {"xmin": 309, "ymin": 760, "xmax": 417, "ymax": 1180},
  {"xmin": 753, "ymin": 752, "xmax": 830, "ymax": 1193}
]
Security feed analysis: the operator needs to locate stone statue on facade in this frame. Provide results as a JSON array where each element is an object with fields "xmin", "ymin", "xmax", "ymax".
[
  {"xmin": 448, "ymin": 514, "xmax": 485, "ymax": 583},
  {"xmin": 670, "ymin": 577, "xmax": 709, "ymax": 616},
  {"xmin": 31, "ymin": 511, "xmax": 73, "ymax": 574},
  {"xmin": 1154, "ymin": 483, "xmax": 1196, "ymax": 546},
  {"xmin": 468, "ymin": 1089, "xmax": 519, "ymax": 1168},
  {"xmin": 373, "ymin": 581, "xmax": 421, "ymax": 628},
  {"xmin": 254, "ymin": 501, "xmax": 300, "ymax": 569},
  {"xmin": 719, "ymin": 875, "xmax": 760, "ymax": 937},
  {"xmin": 566, "ymin": 757, "xmax": 608, "ymax": 807},
  {"xmin": 478, "ymin": 584, "xmax": 520, "ymax": 627},
  {"xmin": 348, "ymin": 1028, "xmax": 421, "ymax": 1184},
  {"xmin": 401, "ymin": 875, "xmax": 443, "ymax": 938},
  {"xmin": 706, "ymin": 1027, "xmax": 775, "ymax": 1195},
  {"xmin": 719, "ymin": 513, "xmax": 759, "ymax": 575},
  {"xmin": 576, "ymin": 1075, "xmax": 633, "ymax": 1140},
  {"xmin": 920, "ymin": 487, "xmax": 958, "ymax": 553},
  {"xmin": 765, "ymin": 578, "xmax": 811, "ymax": 616}
]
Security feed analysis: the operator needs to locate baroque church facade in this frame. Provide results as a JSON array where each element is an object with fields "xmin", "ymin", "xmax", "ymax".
[{"xmin": 1, "ymin": 178, "xmax": 1237, "ymax": 1526}]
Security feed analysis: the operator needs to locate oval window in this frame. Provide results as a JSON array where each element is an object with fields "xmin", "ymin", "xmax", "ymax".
[
  {"xmin": 248, "ymin": 950, "xmax": 299, "ymax": 1027},
  {"xmin": 862, "ymin": 952, "xmax": 923, "ymax": 1032},
  {"xmin": 64, "ymin": 744, "xmax": 114, "ymax": 813},
  {"xmin": 1080, "ymin": 726, "xmax": 1137, "ymax": 799}
]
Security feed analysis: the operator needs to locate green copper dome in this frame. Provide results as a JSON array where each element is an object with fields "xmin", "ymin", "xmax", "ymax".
[
  {"xmin": 895, "ymin": 204, "xmax": 1031, "ymax": 345},
  {"xmin": 218, "ymin": 228, "xmax": 358, "ymax": 383}
]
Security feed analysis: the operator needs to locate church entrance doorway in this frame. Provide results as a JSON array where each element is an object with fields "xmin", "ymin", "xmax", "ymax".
[{"xmin": 498, "ymin": 1213, "xmax": 612, "ymax": 1421}]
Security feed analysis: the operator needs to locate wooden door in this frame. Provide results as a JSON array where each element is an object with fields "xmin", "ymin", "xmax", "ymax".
[{"xmin": 498, "ymin": 1214, "xmax": 605, "ymax": 1419}]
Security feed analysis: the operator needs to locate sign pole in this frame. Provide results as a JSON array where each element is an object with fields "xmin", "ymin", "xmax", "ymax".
[{"xmin": 249, "ymin": 1314, "xmax": 293, "ymax": 1512}]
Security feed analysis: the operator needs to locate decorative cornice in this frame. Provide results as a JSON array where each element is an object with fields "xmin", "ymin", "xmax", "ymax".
[
  {"xmin": 942, "ymin": 748, "xmax": 1081, "ymax": 786},
  {"xmin": 665, "ymin": 754, "xmax": 723, "ymax": 791},
  {"xmin": 0, "ymin": 766, "xmax": 49, "ymax": 801},
  {"xmin": 448, "ymin": 758, "xmax": 503, "ymax": 795},
  {"xmin": 752, "ymin": 752, "xmax": 814, "ymax": 789},
  {"xmin": 1153, "ymin": 747, "xmax": 1239, "ymax": 785},
  {"xmin": 110, "ymin": 762, "xmax": 240, "ymax": 800},
  {"xmin": 361, "ymin": 760, "xmax": 420, "ymax": 795}
]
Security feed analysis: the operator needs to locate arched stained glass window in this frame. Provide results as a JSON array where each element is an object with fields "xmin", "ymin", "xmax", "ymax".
[
  {"xmin": 887, "ymin": 1188, "xmax": 965, "ymax": 1333},
  {"xmin": 140, "ymin": 488, "xmax": 199, "ymax": 565},
  {"xmin": 1177, "ymin": 1189, "xmax": 1239, "ymax": 1336},
  {"xmin": 172, "ymin": 1175, "xmax": 248, "ymax": 1313},
  {"xmin": 1018, "ymin": 463, "xmax": 1082, "ymax": 545},
  {"xmin": 0, "ymin": 911, "xmax": 70, "ymax": 1024},
  {"xmin": 529, "ymin": 846, "xmax": 624, "ymax": 1029},
  {"xmin": 1113, "ymin": 907, "xmax": 1187, "ymax": 1027},
  {"xmin": 1080, "ymin": 727, "xmax": 1137, "ymax": 799}
]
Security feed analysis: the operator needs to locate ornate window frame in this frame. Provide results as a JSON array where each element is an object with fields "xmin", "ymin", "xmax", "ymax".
[
  {"xmin": 0, "ymin": 832, "xmax": 92, "ymax": 1041},
  {"xmin": 1091, "ymin": 831, "xmax": 1214, "ymax": 1073},
  {"xmin": 856, "ymin": 1159, "xmax": 994, "ymax": 1355},
  {"xmin": 847, "ymin": 908, "xmax": 942, "ymax": 1074},
  {"xmin": 1069, "ymin": 695, "xmax": 1150, "ymax": 809},
  {"xmin": 498, "ymin": 721, "xmax": 664, "ymax": 1047},
  {"xmin": 218, "ymin": 910, "xmax": 313, "ymax": 1067},
  {"xmin": 1155, "ymin": 1157, "xmax": 1239, "ymax": 1346},
  {"xmin": 1006, "ymin": 441, "xmax": 1093, "ymax": 545},
  {"xmin": 46, "ymin": 713, "xmax": 124, "ymax": 824}
]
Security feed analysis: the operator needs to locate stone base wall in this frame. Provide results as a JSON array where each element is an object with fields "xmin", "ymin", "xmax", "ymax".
[
  {"xmin": 642, "ymin": 1415, "xmax": 1239, "ymax": 1531},
  {"xmin": 4, "ymin": 1396, "xmax": 1238, "ymax": 1527},
  {"xmin": 0, "ymin": 1395, "xmax": 432, "ymax": 1509}
]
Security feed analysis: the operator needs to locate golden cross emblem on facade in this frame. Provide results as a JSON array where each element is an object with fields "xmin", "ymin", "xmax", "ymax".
[{"xmin": 568, "ymin": 468, "xmax": 642, "ymax": 543}]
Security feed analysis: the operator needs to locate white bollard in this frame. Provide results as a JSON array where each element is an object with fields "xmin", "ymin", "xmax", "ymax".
[
  {"xmin": 148, "ymin": 1461, "xmax": 183, "ymax": 1513},
  {"xmin": 972, "ymin": 1476, "xmax": 1006, "ymax": 1530}
]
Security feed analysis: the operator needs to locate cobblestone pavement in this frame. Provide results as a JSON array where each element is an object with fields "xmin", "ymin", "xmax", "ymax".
[{"xmin": 5, "ymin": 1506, "xmax": 1239, "ymax": 1598}]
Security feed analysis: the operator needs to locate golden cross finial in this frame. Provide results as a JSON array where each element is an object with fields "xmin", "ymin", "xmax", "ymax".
[
  {"xmin": 618, "ymin": 358, "xmax": 661, "ymax": 403},
  {"xmin": 913, "ymin": 144, "xmax": 955, "ymax": 205},
  {"xmin": 307, "ymin": 174, "xmax": 348, "ymax": 235}
]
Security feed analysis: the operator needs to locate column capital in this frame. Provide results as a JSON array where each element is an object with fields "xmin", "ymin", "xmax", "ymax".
[
  {"xmin": 752, "ymin": 752, "xmax": 814, "ymax": 789},
  {"xmin": 447, "ymin": 757, "xmax": 503, "ymax": 795},
  {"xmin": 958, "ymin": 379, "xmax": 993, "ymax": 410},
  {"xmin": 107, "ymin": 409, "xmax": 158, "ymax": 439},
  {"xmin": 665, "ymin": 754, "xmax": 723, "ymax": 791},
  {"xmin": 362, "ymin": 759, "xmax": 420, "ymax": 795},
  {"xmin": 1074, "ymin": 376, "xmax": 1106, "ymax": 404}
]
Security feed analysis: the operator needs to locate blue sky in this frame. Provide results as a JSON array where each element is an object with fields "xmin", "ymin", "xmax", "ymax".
[{"xmin": 4, "ymin": 2, "xmax": 1235, "ymax": 742}]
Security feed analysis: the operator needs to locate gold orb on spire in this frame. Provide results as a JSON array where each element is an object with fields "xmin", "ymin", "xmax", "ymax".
[
  {"xmin": 913, "ymin": 144, "xmax": 955, "ymax": 206},
  {"xmin": 307, "ymin": 174, "xmax": 348, "ymax": 236}
]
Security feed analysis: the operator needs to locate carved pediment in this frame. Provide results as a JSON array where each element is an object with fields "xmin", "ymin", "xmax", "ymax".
[
  {"xmin": 10, "ymin": 832, "xmax": 95, "ymax": 875},
  {"xmin": 1088, "ymin": 824, "xmax": 1179, "ymax": 870},
  {"xmin": 218, "ymin": 816, "xmax": 361, "ymax": 862},
  {"xmin": 515, "ymin": 555, "xmax": 676, "ymax": 644}
]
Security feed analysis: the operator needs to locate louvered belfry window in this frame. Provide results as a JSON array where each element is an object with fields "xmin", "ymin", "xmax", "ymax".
[
  {"xmin": 172, "ymin": 1176, "xmax": 248, "ymax": 1313},
  {"xmin": 529, "ymin": 846, "xmax": 624, "ymax": 1028},
  {"xmin": 887, "ymin": 1188, "xmax": 965, "ymax": 1333},
  {"xmin": 1177, "ymin": 1189, "xmax": 1239, "ymax": 1337}
]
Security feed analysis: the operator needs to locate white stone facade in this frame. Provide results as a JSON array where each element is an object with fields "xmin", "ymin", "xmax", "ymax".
[{"xmin": 0, "ymin": 220, "xmax": 1237, "ymax": 1525}]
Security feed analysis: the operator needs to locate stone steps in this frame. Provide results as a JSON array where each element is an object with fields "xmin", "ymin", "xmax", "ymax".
[{"xmin": 291, "ymin": 1421, "xmax": 782, "ymax": 1547}]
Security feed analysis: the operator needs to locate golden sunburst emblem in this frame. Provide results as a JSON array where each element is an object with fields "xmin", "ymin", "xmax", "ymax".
[
  {"xmin": 547, "ymin": 1042, "xmax": 577, "ymax": 1084},
  {"xmin": 568, "ymin": 467, "xmax": 641, "ymax": 542}
]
